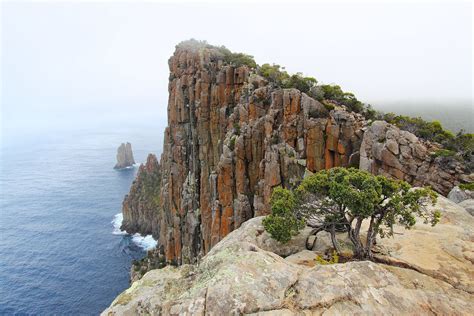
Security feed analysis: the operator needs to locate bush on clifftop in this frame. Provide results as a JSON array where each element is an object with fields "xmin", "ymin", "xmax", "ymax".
[
  {"xmin": 218, "ymin": 46, "xmax": 257, "ymax": 68},
  {"xmin": 262, "ymin": 187, "xmax": 305, "ymax": 243}
]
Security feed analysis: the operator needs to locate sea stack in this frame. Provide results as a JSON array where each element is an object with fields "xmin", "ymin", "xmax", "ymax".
[{"xmin": 114, "ymin": 142, "xmax": 135, "ymax": 169}]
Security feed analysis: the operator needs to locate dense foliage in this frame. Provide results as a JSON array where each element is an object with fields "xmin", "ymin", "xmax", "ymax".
[
  {"xmin": 262, "ymin": 187, "xmax": 305, "ymax": 243},
  {"xmin": 217, "ymin": 46, "xmax": 257, "ymax": 68},
  {"xmin": 315, "ymin": 85, "xmax": 365, "ymax": 114},
  {"xmin": 459, "ymin": 182, "xmax": 474, "ymax": 191},
  {"xmin": 263, "ymin": 168, "xmax": 439, "ymax": 260},
  {"xmin": 257, "ymin": 64, "xmax": 318, "ymax": 94}
]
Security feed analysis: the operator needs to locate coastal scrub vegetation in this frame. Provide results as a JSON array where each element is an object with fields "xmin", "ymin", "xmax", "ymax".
[
  {"xmin": 263, "ymin": 168, "xmax": 439, "ymax": 260},
  {"xmin": 459, "ymin": 182, "xmax": 474, "ymax": 191},
  {"xmin": 140, "ymin": 167, "xmax": 162, "ymax": 208},
  {"xmin": 256, "ymin": 63, "xmax": 371, "ymax": 116},
  {"xmin": 177, "ymin": 39, "xmax": 258, "ymax": 68},
  {"xmin": 217, "ymin": 46, "xmax": 257, "ymax": 68},
  {"xmin": 262, "ymin": 187, "xmax": 305, "ymax": 243}
]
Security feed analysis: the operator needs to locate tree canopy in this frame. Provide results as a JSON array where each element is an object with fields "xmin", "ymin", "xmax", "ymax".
[
  {"xmin": 262, "ymin": 187, "xmax": 305, "ymax": 243},
  {"xmin": 263, "ymin": 168, "xmax": 439, "ymax": 260}
]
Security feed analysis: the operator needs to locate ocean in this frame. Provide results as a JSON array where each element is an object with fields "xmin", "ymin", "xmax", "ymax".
[{"xmin": 0, "ymin": 122, "xmax": 163, "ymax": 315}]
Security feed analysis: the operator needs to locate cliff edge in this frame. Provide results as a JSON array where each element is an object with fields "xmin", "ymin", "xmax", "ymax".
[{"xmin": 121, "ymin": 40, "xmax": 471, "ymax": 266}]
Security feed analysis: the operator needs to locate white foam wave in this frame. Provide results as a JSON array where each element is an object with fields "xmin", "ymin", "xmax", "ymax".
[
  {"xmin": 131, "ymin": 234, "xmax": 157, "ymax": 251},
  {"xmin": 111, "ymin": 213, "xmax": 157, "ymax": 250},
  {"xmin": 111, "ymin": 213, "xmax": 127, "ymax": 235}
]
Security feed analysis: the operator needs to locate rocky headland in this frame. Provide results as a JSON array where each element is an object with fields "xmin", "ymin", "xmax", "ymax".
[
  {"xmin": 104, "ymin": 195, "xmax": 473, "ymax": 315},
  {"xmin": 108, "ymin": 40, "xmax": 473, "ymax": 314},
  {"xmin": 120, "ymin": 40, "xmax": 472, "ymax": 265},
  {"xmin": 115, "ymin": 142, "xmax": 136, "ymax": 169}
]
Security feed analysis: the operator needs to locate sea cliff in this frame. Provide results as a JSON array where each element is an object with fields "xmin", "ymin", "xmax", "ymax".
[{"xmin": 121, "ymin": 40, "xmax": 471, "ymax": 266}]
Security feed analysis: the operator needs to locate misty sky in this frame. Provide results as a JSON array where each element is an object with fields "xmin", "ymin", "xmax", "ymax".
[{"xmin": 1, "ymin": 1, "xmax": 472, "ymax": 134}]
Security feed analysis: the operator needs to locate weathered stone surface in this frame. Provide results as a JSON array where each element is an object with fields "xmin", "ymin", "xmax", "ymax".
[
  {"xmin": 360, "ymin": 121, "xmax": 469, "ymax": 195},
  {"xmin": 372, "ymin": 196, "xmax": 474, "ymax": 294},
  {"xmin": 104, "ymin": 196, "xmax": 474, "ymax": 315},
  {"xmin": 459, "ymin": 199, "xmax": 474, "ymax": 216},
  {"xmin": 448, "ymin": 186, "xmax": 474, "ymax": 203},
  {"xmin": 114, "ymin": 142, "xmax": 135, "ymax": 169}
]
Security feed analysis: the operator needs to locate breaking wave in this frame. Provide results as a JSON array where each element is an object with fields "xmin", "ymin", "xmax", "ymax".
[{"xmin": 111, "ymin": 213, "xmax": 157, "ymax": 250}]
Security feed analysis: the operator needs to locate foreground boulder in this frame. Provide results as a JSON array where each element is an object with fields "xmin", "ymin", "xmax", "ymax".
[
  {"xmin": 114, "ymin": 142, "xmax": 136, "ymax": 169},
  {"xmin": 103, "ymin": 196, "xmax": 473, "ymax": 315},
  {"xmin": 448, "ymin": 185, "xmax": 474, "ymax": 204},
  {"xmin": 459, "ymin": 199, "xmax": 474, "ymax": 216}
]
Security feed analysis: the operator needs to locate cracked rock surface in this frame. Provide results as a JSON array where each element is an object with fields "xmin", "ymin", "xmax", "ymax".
[{"xmin": 103, "ymin": 196, "xmax": 473, "ymax": 315}]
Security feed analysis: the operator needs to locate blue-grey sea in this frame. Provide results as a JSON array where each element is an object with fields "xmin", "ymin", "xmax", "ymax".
[{"xmin": 0, "ymin": 122, "xmax": 163, "ymax": 315}]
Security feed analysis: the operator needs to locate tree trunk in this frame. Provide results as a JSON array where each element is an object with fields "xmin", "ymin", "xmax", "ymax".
[
  {"xmin": 365, "ymin": 216, "xmax": 375, "ymax": 260},
  {"xmin": 330, "ymin": 224, "xmax": 341, "ymax": 255},
  {"xmin": 348, "ymin": 218, "xmax": 365, "ymax": 259}
]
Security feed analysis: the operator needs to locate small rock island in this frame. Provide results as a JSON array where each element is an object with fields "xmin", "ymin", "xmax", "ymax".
[{"xmin": 114, "ymin": 142, "xmax": 135, "ymax": 169}]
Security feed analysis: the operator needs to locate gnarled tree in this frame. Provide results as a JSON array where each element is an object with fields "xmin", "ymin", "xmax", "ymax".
[{"xmin": 264, "ymin": 168, "xmax": 440, "ymax": 260}]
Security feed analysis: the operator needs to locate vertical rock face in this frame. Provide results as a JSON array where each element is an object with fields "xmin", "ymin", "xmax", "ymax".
[
  {"xmin": 359, "ymin": 121, "xmax": 470, "ymax": 195},
  {"xmin": 121, "ymin": 154, "xmax": 161, "ymax": 235},
  {"xmin": 123, "ymin": 43, "xmax": 365, "ymax": 265},
  {"xmin": 114, "ymin": 142, "xmax": 136, "ymax": 169},
  {"xmin": 121, "ymin": 42, "xmax": 470, "ymax": 266}
]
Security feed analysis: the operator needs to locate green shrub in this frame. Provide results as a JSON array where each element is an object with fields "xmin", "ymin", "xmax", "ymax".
[
  {"xmin": 262, "ymin": 187, "xmax": 305, "ymax": 243},
  {"xmin": 281, "ymin": 73, "xmax": 318, "ymax": 94},
  {"xmin": 258, "ymin": 63, "xmax": 290, "ymax": 85},
  {"xmin": 322, "ymin": 100, "xmax": 335, "ymax": 111},
  {"xmin": 432, "ymin": 149, "xmax": 456, "ymax": 158},
  {"xmin": 459, "ymin": 183, "xmax": 474, "ymax": 191},
  {"xmin": 317, "ymin": 85, "xmax": 364, "ymax": 113},
  {"xmin": 364, "ymin": 104, "xmax": 378, "ymax": 120},
  {"xmin": 218, "ymin": 46, "xmax": 257, "ymax": 68},
  {"xmin": 233, "ymin": 122, "xmax": 241, "ymax": 136},
  {"xmin": 229, "ymin": 136, "xmax": 236, "ymax": 151}
]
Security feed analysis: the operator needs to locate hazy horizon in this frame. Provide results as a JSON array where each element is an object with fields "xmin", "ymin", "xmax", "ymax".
[{"xmin": 1, "ymin": 1, "xmax": 472, "ymax": 137}]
